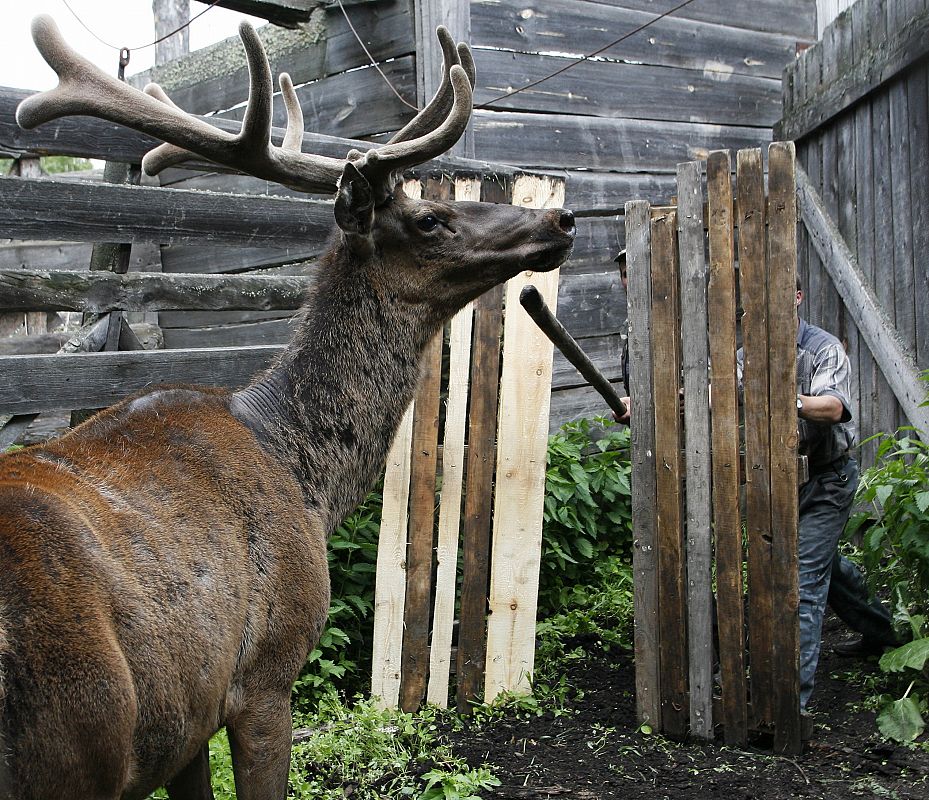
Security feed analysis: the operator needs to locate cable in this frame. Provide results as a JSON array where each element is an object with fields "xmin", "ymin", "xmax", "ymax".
[
  {"xmin": 60, "ymin": 0, "xmax": 224, "ymax": 53},
  {"xmin": 336, "ymin": 0, "xmax": 418, "ymax": 110},
  {"xmin": 478, "ymin": 0, "xmax": 699, "ymax": 107}
]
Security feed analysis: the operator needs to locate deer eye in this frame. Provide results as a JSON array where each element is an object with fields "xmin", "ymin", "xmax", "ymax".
[{"xmin": 416, "ymin": 214, "xmax": 440, "ymax": 232}]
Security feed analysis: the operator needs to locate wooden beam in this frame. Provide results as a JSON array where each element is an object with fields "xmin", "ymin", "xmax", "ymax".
[
  {"xmin": 796, "ymin": 166, "xmax": 929, "ymax": 433},
  {"xmin": 777, "ymin": 8, "xmax": 929, "ymax": 141},
  {"xmin": 0, "ymin": 177, "xmax": 333, "ymax": 246},
  {"xmin": 0, "ymin": 345, "xmax": 280, "ymax": 415},
  {"xmin": 0, "ymin": 270, "xmax": 310, "ymax": 313}
]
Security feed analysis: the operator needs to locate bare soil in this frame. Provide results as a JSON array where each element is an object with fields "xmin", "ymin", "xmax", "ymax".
[{"xmin": 443, "ymin": 615, "xmax": 929, "ymax": 799}]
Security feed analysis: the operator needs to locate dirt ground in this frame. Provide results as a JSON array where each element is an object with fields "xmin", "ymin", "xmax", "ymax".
[{"xmin": 444, "ymin": 615, "xmax": 929, "ymax": 799}]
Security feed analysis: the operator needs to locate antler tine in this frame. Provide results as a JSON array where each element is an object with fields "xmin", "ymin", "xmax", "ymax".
[
  {"xmin": 386, "ymin": 27, "xmax": 475, "ymax": 146},
  {"xmin": 17, "ymin": 14, "xmax": 347, "ymax": 194},
  {"xmin": 278, "ymin": 73, "xmax": 305, "ymax": 152},
  {"xmin": 360, "ymin": 64, "xmax": 472, "ymax": 195}
]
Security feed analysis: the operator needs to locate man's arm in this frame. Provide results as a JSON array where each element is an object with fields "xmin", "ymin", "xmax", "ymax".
[{"xmin": 797, "ymin": 393, "xmax": 844, "ymax": 424}]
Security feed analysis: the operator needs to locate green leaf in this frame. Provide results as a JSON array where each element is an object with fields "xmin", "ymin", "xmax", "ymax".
[
  {"xmin": 879, "ymin": 637, "xmax": 929, "ymax": 673},
  {"xmin": 916, "ymin": 491, "xmax": 929, "ymax": 513},
  {"xmin": 877, "ymin": 696, "xmax": 925, "ymax": 742},
  {"xmin": 876, "ymin": 483, "xmax": 894, "ymax": 507}
]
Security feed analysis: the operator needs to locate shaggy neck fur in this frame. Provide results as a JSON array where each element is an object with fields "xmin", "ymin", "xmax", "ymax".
[{"xmin": 232, "ymin": 242, "xmax": 443, "ymax": 534}]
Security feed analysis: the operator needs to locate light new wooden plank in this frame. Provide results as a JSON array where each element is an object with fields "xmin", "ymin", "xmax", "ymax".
[
  {"xmin": 675, "ymin": 161, "xmax": 713, "ymax": 741},
  {"xmin": 370, "ymin": 402, "xmax": 415, "ymax": 710},
  {"xmin": 426, "ymin": 176, "xmax": 481, "ymax": 708},
  {"xmin": 370, "ymin": 178, "xmax": 422, "ymax": 710},
  {"xmin": 484, "ymin": 175, "xmax": 564, "ymax": 702},
  {"xmin": 625, "ymin": 199, "xmax": 659, "ymax": 728},
  {"xmin": 707, "ymin": 150, "xmax": 746, "ymax": 746}
]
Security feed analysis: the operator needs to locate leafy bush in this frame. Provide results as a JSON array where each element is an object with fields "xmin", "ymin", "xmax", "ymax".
[{"xmin": 847, "ymin": 428, "xmax": 929, "ymax": 742}]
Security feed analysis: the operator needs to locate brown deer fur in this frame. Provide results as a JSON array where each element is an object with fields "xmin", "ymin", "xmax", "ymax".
[{"xmin": 0, "ymin": 16, "xmax": 575, "ymax": 800}]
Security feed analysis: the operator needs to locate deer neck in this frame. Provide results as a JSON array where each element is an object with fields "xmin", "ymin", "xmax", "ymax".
[{"xmin": 232, "ymin": 258, "xmax": 440, "ymax": 533}]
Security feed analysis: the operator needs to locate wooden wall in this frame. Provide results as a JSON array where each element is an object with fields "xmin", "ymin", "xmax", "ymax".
[{"xmin": 779, "ymin": 0, "xmax": 929, "ymax": 463}]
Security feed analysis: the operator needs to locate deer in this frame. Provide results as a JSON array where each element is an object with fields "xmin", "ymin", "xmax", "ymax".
[{"xmin": 0, "ymin": 14, "xmax": 575, "ymax": 800}]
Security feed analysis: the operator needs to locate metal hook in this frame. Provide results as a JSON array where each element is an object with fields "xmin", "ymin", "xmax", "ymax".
[{"xmin": 118, "ymin": 48, "xmax": 131, "ymax": 82}]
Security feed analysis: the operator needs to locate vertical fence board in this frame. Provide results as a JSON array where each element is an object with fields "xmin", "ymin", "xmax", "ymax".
[
  {"xmin": 427, "ymin": 176, "xmax": 481, "ymax": 708},
  {"xmin": 767, "ymin": 142, "xmax": 801, "ymax": 755},
  {"xmin": 677, "ymin": 162, "xmax": 713, "ymax": 740},
  {"xmin": 889, "ymin": 72, "xmax": 915, "ymax": 371},
  {"xmin": 399, "ymin": 177, "xmax": 450, "ymax": 712},
  {"xmin": 484, "ymin": 176, "xmax": 564, "ymax": 702},
  {"xmin": 738, "ymin": 148, "xmax": 774, "ymax": 730},
  {"xmin": 626, "ymin": 200, "xmax": 660, "ymax": 728},
  {"xmin": 707, "ymin": 151, "xmax": 747, "ymax": 745},
  {"xmin": 370, "ymin": 178, "xmax": 423, "ymax": 709},
  {"xmin": 649, "ymin": 209, "xmax": 688, "ymax": 738},
  {"xmin": 455, "ymin": 177, "xmax": 509, "ymax": 710},
  {"xmin": 909, "ymin": 63, "xmax": 929, "ymax": 369}
]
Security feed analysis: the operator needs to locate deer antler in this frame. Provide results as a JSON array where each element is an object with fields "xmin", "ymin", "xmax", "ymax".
[{"xmin": 16, "ymin": 15, "xmax": 474, "ymax": 199}]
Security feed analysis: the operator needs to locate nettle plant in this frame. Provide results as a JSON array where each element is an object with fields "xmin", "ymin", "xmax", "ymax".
[{"xmin": 847, "ymin": 396, "xmax": 929, "ymax": 742}]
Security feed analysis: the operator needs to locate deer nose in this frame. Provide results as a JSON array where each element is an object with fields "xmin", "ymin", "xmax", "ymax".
[{"xmin": 558, "ymin": 210, "xmax": 576, "ymax": 236}]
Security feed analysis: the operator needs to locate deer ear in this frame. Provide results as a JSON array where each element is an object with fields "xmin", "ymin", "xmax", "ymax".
[{"xmin": 334, "ymin": 162, "xmax": 375, "ymax": 235}]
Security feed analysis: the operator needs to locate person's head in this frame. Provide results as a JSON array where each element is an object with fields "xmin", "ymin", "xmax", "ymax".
[
  {"xmin": 796, "ymin": 274, "xmax": 802, "ymax": 308},
  {"xmin": 614, "ymin": 249, "xmax": 627, "ymax": 292}
]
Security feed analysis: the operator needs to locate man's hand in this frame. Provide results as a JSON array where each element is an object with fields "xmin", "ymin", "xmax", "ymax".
[{"xmin": 613, "ymin": 397, "xmax": 631, "ymax": 425}]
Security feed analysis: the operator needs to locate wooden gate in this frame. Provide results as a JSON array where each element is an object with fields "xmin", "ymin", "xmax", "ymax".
[
  {"xmin": 370, "ymin": 173, "xmax": 565, "ymax": 713},
  {"xmin": 626, "ymin": 142, "xmax": 803, "ymax": 753}
]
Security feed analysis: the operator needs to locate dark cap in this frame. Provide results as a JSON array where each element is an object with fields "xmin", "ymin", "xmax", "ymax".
[{"xmin": 613, "ymin": 249, "xmax": 626, "ymax": 264}]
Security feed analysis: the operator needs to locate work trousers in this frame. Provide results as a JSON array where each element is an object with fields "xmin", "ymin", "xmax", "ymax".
[{"xmin": 798, "ymin": 457, "xmax": 896, "ymax": 709}]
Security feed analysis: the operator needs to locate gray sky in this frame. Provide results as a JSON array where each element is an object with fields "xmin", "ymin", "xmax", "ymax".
[{"xmin": 1, "ymin": 1, "xmax": 263, "ymax": 91}]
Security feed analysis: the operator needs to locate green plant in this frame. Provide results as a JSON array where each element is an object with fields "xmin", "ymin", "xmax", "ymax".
[{"xmin": 847, "ymin": 424, "xmax": 929, "ymax": 742}]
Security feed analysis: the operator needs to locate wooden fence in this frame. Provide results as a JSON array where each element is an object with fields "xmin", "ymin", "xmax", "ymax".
[
  {"xmin": 627, "ymin": 143, "xmax": 803, "ymax": 754},
  {"xmin": 778, "ymin": 0, "xmax": 929, "ymax": 460},
  {"xmin": 371, "ymin": 174, "xmax": 564, "ymax": 711}
]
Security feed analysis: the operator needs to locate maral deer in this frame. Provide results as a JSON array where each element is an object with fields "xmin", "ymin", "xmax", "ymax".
[{"xmin": 0, "ymin": 15, "xmax": 575, "ymax": 800}]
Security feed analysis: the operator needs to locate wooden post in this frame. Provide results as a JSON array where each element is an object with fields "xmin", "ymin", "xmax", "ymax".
[
  {"xmin": 426, "ymin": 176, "xmax": 480, "ymax": 708},
  {"xmin": 707, "ymin": 150, "xmax": 747, "ymax": 745},
  {"xmin": 676, "ymin": 161, "xmax": 713, "ymax": 741},
  {"xmin": 456, "ymin": 177, "xmax": 507, "ymax": 711},
  {"xmin": 152, "ymin": 0, "xmax": 190, "ymax": 66},
  {"xmin": 484, "ymin": 175, "xmax": 563, "ymax": 702},
  {"xmin": 767, "ymin": 142, "xmax": 801, "ymax": 755},
  {"xmin": 625, "ymin": 200, "xmax": 659, "ymax": 728},
  {"xmin": 649, "ymin": 209, "xmax": 688, "ymax": 739}
]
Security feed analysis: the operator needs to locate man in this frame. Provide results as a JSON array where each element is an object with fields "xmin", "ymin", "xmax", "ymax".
[
  {"xmin": 739, "ymin": 278, "xmax": 898, "ymax": 710},
  {"xmin": 615, "ymin": 249, "xmax": 632, "ymax": 424}
]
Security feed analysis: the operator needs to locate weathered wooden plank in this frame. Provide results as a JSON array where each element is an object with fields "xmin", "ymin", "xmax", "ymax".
[
  {"xmin": 211, "ymin": 0, "xmax": 327, "ymax": 25},
  {"xmin": 797, "ymin": 166, "xmax": 929, "ymax": 433},
  {"xmin": 626, "ymin": 200, "xmax": 659, "ymax": 727},
  {"xmin": 427, "ymin": 175, "xmax": 479, "ymax": 708},
  {"xmin": 590, "ymin": 0, "xmax": 816, "ymax": 37},
  {"xmin": 888, "ymin": 73, "xmax": 916, "ymax": 356},
  {"xmin": 908, "ymin": 63, "xmax": 929, "ymax": 369},
  {"xmin": 0, "ymin": 270, "xmax": 310, "ymax": 313},
  {"xmin": 547, "ymin": 382, "xmax": 623, "ymax": 431},
  {"xmin": 819, "ymin": 122, "xmax": 842, "ymax": 339},
  {"xmin": 399, "ymin": 176, "xmax": 448, "ymax": 713},
  {"xmin": 767, "ymin": 142, "xmax": 801, "ymax": 756},
  {"xmin": 555, "ymin": 271, "xmax": 625, "ymax": 340},
  {"xmin": 0, "ymin": 345, "xmax": 280, "ymax": 414},
  {"xmin": 676, "ymin": 160, "xmax": 713, "ymax": 741},
  {"xmin": 551, "ymin": 333, "xmax": 622, "ymax": 390},
  {"xmin": 0, "ymin": 177, "xmax": 333, "ymax": 247},
  {"xmin": 706, "ymin": 150, "xmax": 747, "ymax": 746},
  {"xmin": 474, "ymin": 50, "xmax": 782, "ymax": 127},
  {"xmin": 130, "ymin": 0, "xmax": 414, "ymax": 111},
  {"xmin": 456, "ymin": 177, "xmax": 506, "ymax": 710},
  {"xmin": 564, "ymin": 173, "xmax": 678, "ymax": 214},
  {"xmin": 161, "ymin": 318, "xmax": 294, "ymax": 349},
  {"xmin": 218, "ymin": 56, "xmax": 416, "ymax": 141},
  {"xmin": 484, "ymin": 175, "xmax": 563, "ymax": 703},
  {"xmin": 805, "ymin": 132, "xmax": 824, "ymax": 327},
  {"xmin": 472, "ymin": 110, "xmax": 773, "ymax": 174},
  {"xmin": 471, "ymin": 0, "xmax": 804, "ymax": 79},
  {"xmin": 649, "ymin": 209, "xmax": 687, "ymax": 739},
  {"xmin": 737, "ymin": 147, "xmax": 774, "ymax": 730},
  {"xmin": 0, "ymin": 241, "xmax": 161, "ymax": 273},
  {"xmin": 777, "ymin": 5, "xmax": 929, "ymax": 140}
]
